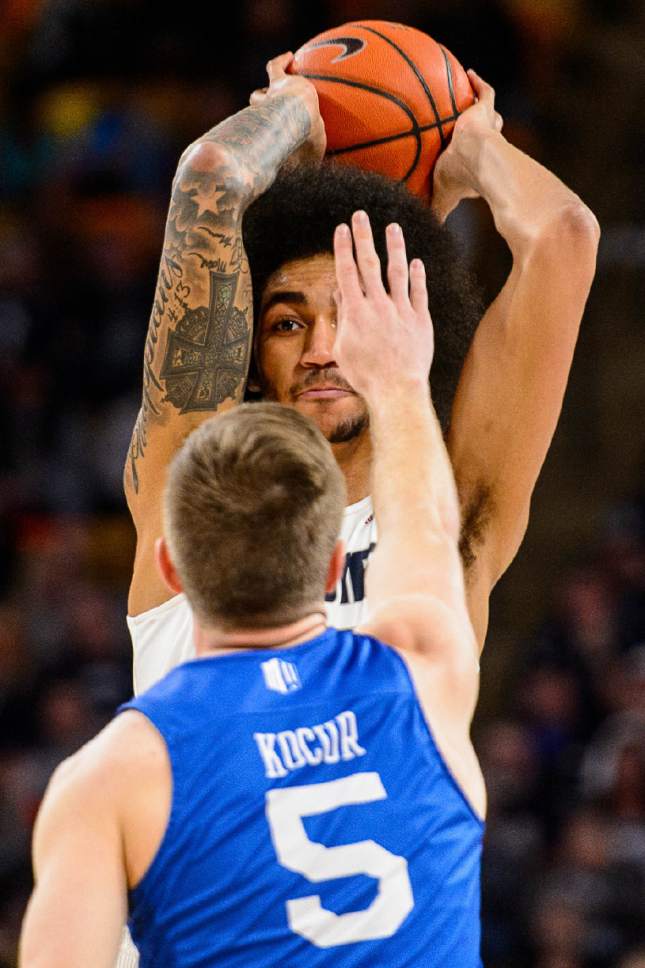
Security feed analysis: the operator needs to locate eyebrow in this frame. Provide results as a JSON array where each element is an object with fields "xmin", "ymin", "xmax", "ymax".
[{"xmin": 261, "ymin": 290, "xmax": 308, "ymax": 314}]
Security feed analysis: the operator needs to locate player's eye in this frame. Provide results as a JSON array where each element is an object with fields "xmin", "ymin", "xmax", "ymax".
[{"xmin": 271, "ymin": 318, "xmax": 304, "ymax": 334}]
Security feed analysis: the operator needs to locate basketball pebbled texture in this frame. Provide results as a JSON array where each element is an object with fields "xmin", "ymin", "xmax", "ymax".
[{"xmin": 290, "ymin": 20, "xmax": 475, "ymax": 198}]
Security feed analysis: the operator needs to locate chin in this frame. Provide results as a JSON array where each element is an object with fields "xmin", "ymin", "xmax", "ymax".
[
  {"xmin": 303, "ymin": 406, "xmax": 370, "ymax": 444},
  {"xmin": 282, "ymin": 395, "xmax": 367, "ymax": 443}
]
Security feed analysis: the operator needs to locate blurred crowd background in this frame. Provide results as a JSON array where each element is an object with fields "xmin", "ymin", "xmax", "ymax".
[{"xmin": 1, "ymin": 0, "xmax": 644, "ymax": 965}]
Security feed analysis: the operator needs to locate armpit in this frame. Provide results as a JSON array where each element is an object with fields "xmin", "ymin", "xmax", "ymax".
[{"xmin": 459, "ymin": 482, "xmax": 494, "ymax": 573}]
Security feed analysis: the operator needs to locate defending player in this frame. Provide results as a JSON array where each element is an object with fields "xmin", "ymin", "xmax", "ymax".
[
  {"xmin": 21, "ymin": 215, "xmax": 484, "ymax": 967},
  {"xmin": 124, "ymin": 53, "xmax": 599, "ymax": 690}
]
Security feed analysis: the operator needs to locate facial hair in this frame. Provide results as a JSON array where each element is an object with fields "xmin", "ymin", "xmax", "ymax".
[
  {"xmin": 259, "ymin": 367, "xmax": 369, "ymax": 443},
  {"xmin": 328, "ymin": 412, "xmax": 370, "ymax": 444}
]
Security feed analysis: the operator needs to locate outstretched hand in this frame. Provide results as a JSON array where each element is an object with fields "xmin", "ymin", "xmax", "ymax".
[
  {"xmin": 333, "ymin": 211, "xmax": 434, "ymax": 401},
  {"xmin": 249, "ymin": 52, "xmax": 327, "ymax": 167},
  {"xmin": 431, "ymin": 70, "xmax": 504, "ymax": 224}
]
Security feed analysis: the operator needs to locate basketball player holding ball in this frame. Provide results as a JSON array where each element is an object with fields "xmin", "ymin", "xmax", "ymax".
[
  {"xmin": 124, "ymin": 34, "xmax": 599, "ymax": 686},
  {"xmin": 110, "ymin": 19, "xmax": 593, "ymax": 967},
  {"xmin": 288, "ymin": 21, "xmax": 478, "ymax": 196}
]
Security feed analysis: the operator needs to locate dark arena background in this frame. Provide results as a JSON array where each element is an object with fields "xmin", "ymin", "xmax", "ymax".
[{"xmin": 1, "ymin": 1, "xmax": 644, "ymax": 965}]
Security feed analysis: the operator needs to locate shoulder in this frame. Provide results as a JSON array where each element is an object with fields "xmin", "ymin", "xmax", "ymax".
[
  {"xmin": 41, "ymin": 713, "xmax": 167, "ymax": 828},
  {"xmin": 359, "ymin": 593, "xmax": 476, "ymax": 664},
  {"xmin": 49, "ymin": 712, "xmax": 166, "ymax": 796},
  {"xmin": 32, "ymin": 721, "xmax": 130, "ymax": 862},
  {"xmin": 99, "ymin": 711, "xmax": 170, "ymax": 790},
  {"xmin": 357, "ymin": 594, "xmax": 479, "ymax": 712}
]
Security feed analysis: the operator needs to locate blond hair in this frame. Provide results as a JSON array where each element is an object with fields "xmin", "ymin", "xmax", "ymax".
[{"xmin": 164, "ymin": 403, "xmax": 346, "ymax": 629}]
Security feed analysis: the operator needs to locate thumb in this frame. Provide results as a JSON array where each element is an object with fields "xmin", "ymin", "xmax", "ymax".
[
  {"xmin": 250, "ymin": 88, "xmax": 268, "ymax": 106},
  {"xmin": 266, "ymin": 51, "xmax": 293, "ymax": 83}
]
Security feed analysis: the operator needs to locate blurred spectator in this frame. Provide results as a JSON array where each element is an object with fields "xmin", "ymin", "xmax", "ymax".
[
  {"xmin": 479, "ymin": 720, "xmax": 542, "ymax": 966},
  {"xmin": 0, "ymin": 604, "xmax": 35, "ymax": 752},
  {"xmin": 532, "ymin": 807, "xmax": 642, "ymax": 965},
  {"xmin": 530, "ymin": 891, "xmax": 587, "ymax": 967}
]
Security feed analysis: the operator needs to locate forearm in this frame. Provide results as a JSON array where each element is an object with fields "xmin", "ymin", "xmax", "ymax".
[
  {"xmin": 457, "ymin": 130, "xmax": 599, "ymax": 256},
  {"xmin": 177, "ymin": 95, "xmax": 312, "ymax": 203},
  {"xmin": 372, "ymin": 386, "xmax": 459, "ymax": 537},
  {"xmin": 366, "ymin": 385, "xmax": 463, "ymax": 604},
  {"xmin": 126, "ymin": 96, "xmax": 312, "ymax": 500}
]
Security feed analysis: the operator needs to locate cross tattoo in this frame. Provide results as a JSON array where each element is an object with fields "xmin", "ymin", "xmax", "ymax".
[{"xmin": 160, "ymin": 271, "xmax": 249, "ymax": 413}]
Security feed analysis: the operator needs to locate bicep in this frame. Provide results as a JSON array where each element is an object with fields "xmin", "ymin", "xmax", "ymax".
[
  {"xmin": 449, "ymin": 213, "xmax": 598, "ymax": 583},
  {"xmin": 21, "ymin": 761, "xmax": 126, "ymax": 968}
]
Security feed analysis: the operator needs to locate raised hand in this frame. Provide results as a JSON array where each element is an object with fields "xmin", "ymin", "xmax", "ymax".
[
  {"xmin": 333, "ymin": 210, "xmax": 434, "ymax": 401},
  {"xmin": 431, "ymin": 70, "xmax": 504, "ymax": 224},
  {"xmin": 249, "ymin": 52, "xmax": 326, "ymax": 166}
]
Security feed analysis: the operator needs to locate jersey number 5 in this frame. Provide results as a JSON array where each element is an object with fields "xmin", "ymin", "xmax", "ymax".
[{"xmin": 266, "ymin": 772, "xmax": 414, "ymax": 948}]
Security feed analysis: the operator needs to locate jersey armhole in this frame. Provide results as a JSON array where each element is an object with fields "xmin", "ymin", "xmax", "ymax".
[
  {"xmin": 380, "ymin": 641, "xmax": 485, "ymax": 827},
  {"xmin": 116, "ymin": 706, "xmax": 181, "ymax": 903}
]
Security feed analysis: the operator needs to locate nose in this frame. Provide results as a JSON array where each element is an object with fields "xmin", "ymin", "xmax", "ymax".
[{"xmin": 300, "ymin": 315, "xmax": 338, "ymax": 369}]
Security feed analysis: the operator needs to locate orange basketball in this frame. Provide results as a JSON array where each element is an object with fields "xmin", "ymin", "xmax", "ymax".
[{"xmin": 290, "ymin": 20, "xmax": 474, "ymax": 198}]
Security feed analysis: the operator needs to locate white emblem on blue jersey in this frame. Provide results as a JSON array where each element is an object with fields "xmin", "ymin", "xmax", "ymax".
[{"xmin": 261, "ymin": 657, "xmax": 301, "ymax": 694}]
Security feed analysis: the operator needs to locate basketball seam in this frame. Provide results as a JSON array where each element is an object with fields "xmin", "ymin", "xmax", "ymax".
[
  {"xmin": 328, "ymin": 118, "xmax": 457, "ymax": 157},
  {"xmin": 297, "ymin": 71, "xmax": 422, "ymax": 182},
  {"xmin": 440, "ymin": 46, "xmax": 459, "ymax": 117},
  {"xmin": 356, "ymin": 23, "xmax": 448, "ymax": 150}
]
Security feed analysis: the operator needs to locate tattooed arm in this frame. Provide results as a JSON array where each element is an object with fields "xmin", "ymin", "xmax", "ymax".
[{"xmin": 125, "ymin": 54, "xmax": 325, "ymax": 615}]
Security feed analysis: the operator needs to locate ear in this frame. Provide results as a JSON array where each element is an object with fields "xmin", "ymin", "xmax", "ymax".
[
  {"xmin": 324, "ymin": 539, "xmax": 345, "ymax": 596},
  {"xmin": 155, "ymin": 537, "xmax": 184, "ymax": 595}
]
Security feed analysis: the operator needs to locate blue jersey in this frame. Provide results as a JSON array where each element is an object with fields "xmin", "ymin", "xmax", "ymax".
[{"xmin": 120, "ymin": 628, "xmax": 484, "ymax": 967}]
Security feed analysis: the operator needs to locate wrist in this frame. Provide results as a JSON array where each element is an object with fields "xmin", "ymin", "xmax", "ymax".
[
  {"xmin": 455, "ymin": 126, "xmax": 505, "ymax": 196},
  {"xmin": 182, "ymin": 97, "xmax": 312, "ymax": 205},
  {"xmin": 366, "ymin": 379, "xmax": 431, "ymax": 418},
  {"xmin": 471, "ymin": 134, "xmax": 581, "ymax": 255}
]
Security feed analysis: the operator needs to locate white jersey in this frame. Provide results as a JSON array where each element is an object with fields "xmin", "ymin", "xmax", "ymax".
[{"xmin": 127, "ymin": 496, "xmax": 378, "ymax": 695}]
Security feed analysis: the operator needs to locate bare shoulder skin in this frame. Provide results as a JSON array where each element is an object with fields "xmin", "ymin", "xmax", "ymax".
[
  {"xmin": 125, "ymin": 55, "xmax": 325, "ymax": 615},
  {"xmin": 19, "ymin": 711, "xmax": 169, "ymax": 968},
  {"xmin": 434, "ymin": 71, "xmax": 600, "ymax": 646}
]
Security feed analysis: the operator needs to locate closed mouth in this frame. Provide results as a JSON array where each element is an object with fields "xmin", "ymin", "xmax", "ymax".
[{"xmin": 297, "ymin": 386, "xmax": 353, "ymax": 398}]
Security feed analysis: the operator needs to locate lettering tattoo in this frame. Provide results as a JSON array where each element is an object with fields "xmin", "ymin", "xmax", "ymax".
[{"xmin": 127, "ymin": 95, "xmax": 312, "ymax": 494}]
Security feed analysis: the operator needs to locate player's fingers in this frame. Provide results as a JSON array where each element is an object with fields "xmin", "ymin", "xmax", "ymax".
[
  {"xmin": 267, "ymin": 52, "xmax": 293, "ymax": 83},
  {"xmin": 495, "ymin": 111, "xmax": 503, "ymax": 132},
  {"xmin": 351, "ymin": 210, "xmax": 385, "ymax": 297},
  {"xmin": 250, "ymin": 88, "xmax": 268, "ymax": 105},
  {"xmin": 334, "ymin": 223, "xmax": 363, "ymax": 307},
  {"xmin": 467, "ymin": 69, "xmax": 495, "ymax": 107},
  {"xmin": 385, "ymin": 223, "xmax": 409, "ymax": 308},
  {"xmin": 332, "ymin": 287, "xmax": 343, "ymax": 336},
  {"xmin": 409, "ymin": 258, "xmax": 429, "ymax": 317}
]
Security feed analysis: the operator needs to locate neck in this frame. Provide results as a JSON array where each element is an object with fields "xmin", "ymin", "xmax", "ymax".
[
  {"xmin": 331, "ymin": 431, "xmax": 373, "ymax": 505},
  {"xmin": 195, "ymin": 608, "xmax": 328, "ymax": 656}
]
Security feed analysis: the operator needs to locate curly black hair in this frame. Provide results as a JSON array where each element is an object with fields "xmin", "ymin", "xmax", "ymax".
[{"xmin": 242, "ymin": 162, "xmax": 483, "ymax": 432}]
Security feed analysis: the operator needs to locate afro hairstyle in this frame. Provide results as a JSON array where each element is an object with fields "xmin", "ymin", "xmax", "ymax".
[{"xmin": 242, "ymin": 162, "xmax": 483, "ymax": 433}]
